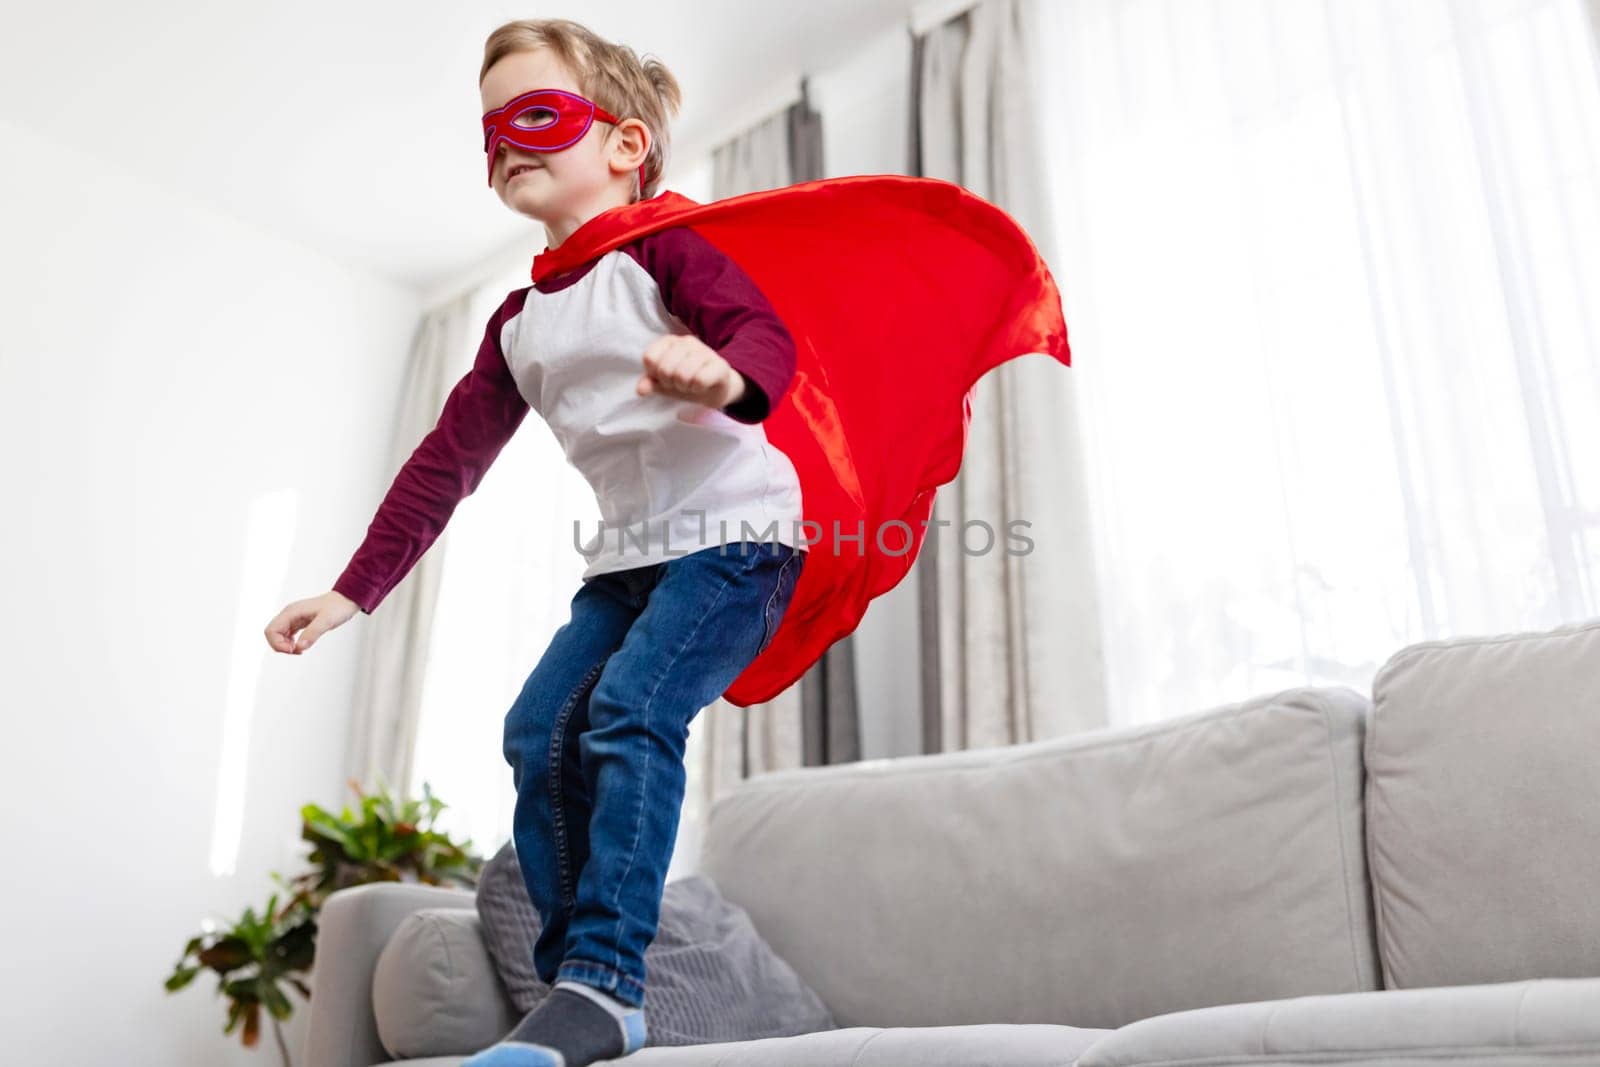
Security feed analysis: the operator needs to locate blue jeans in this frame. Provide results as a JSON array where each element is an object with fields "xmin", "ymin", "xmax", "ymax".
[{"xmin": 501, "ymin": 539, "xmax": 805, "ymax": 1008}]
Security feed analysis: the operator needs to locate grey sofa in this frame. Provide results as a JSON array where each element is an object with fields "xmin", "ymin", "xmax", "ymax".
[{"xmin": 303, "ymin": 618, "xmax": 1600, "ymax": 1066}]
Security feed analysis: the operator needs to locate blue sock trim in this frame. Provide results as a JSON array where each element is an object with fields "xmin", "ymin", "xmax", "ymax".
[
  {"xmin": 460, "ymin": 1043, "xmax": 564, "ymax": 1067},
  {"xmin": 621, "ymin": 1008, "xmax": 647, "ymax": 1054}
]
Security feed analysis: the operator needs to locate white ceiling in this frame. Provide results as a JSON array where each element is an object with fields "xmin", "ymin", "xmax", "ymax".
[{"xmin": 1, "ymin": 0, "xmax": 931, "ymax": 295}]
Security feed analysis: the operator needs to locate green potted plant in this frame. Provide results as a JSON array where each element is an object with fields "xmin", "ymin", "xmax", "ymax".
[{"xmin": 165, "ymin": 775, "xmax": 485, "ymax": 1065}]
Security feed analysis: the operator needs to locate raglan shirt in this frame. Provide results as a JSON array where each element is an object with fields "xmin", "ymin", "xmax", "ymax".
[{"xmin": 330, "ymin": 226, "xmax": 807, "ymax": 615}]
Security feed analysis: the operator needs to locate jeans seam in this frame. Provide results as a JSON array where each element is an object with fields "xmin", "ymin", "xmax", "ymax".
[
  {"xmin": 606, "ymin": 556, "xmax": 743, "ymax": 982},
  {"xmin": 762, "ymin": 549, "xmax": 801, "ymax": 653},
  {"xmin": 757, "ymin": 551, "xmax": 792, "ymax": 653},
  {"xmin": 550, "ymin": 657, "xmax": 608, "ymax": 912}
]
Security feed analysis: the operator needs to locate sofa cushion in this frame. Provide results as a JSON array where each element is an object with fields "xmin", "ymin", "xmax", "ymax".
[
  {"xmin": 700, "ymin": 686, "xmax": 1380, "ymax": 1031},
  {"xmin": 1073, "ymin": 977, "xmax": 1600, "ymax": 1066},
  {"xmin": 476, "ymin": 840, "xmax": 837, "ymax": 1046},
  {"xmin": 1365, "ymin": 617, "xmax": 1600, "ymax": 989},
  {"xmin": 371, "ymin": 907, "xmax": 519, "ymax": 1060},
  {"xmin": 539, "ymin": 1023, "xmax": 1108, "ymax": 1065},
  {"xmin": 303, "ymin": 882, "xmax": 479, "ymax": 1067},
  {"xmin": 354, "ymin": 1027, "xmax": 1111, "ymax": 1067}
]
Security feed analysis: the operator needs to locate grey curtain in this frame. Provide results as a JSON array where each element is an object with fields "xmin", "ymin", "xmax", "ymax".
[
  {"xmin": 1590, "ymin": 1, "xmax": 1600, "ymax": 87},
  {"xmin": 910, "ymin": 0, "xmax": 1110, "ymax": 751},
  {"xmin": 698, "ymin": 79, "xmax": 860, "ymax": 816}
]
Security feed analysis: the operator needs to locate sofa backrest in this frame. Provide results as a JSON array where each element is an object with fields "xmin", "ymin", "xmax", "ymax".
[
  {"xmin": 1364, "ymin": 616, "xmax": 1600, "ymax": 989},
  {"xmin": 698, "ymin": 685, "xmax": 1380, "ymax": 1030}
]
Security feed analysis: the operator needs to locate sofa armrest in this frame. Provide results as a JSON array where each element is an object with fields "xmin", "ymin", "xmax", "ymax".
[{"xmin": 302, "ymin": 882, "xmax": 478, "ymax": 1067}]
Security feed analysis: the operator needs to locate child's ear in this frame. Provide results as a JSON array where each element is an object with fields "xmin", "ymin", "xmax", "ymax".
[{"xmin": 621, "ymin": 118, "xmax": 651, "ymax": 166}]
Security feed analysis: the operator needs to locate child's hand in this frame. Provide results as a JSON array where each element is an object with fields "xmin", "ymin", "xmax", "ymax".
[
  {"xmin": 637, "ymin": 334, "xmax": 746, "ymax": 409},
  {"xmin": 264, "ymin": 590, "xmax": 359, "ymax": 655}
]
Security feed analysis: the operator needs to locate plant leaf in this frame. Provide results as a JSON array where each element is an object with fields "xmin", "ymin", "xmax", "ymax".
[
  {"xmin": 241, "ymin": 999, "xmax": 261, "ymax": 1048},
  {"xmin": 198, "ymin": 936, "xmax": 255, "ymax": 973},
  {"xmin": 259, "ymin": 976, "xmax": 294, "ymax": 1020},
  {"xmin": 164, "ymin": 964, "xmax": 201, "ymax": 992}
]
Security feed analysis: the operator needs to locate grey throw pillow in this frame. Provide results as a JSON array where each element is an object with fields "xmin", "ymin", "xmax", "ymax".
[{"xmin": 476, "ymin": 840, "xmax": 837, "ymax": 1046}]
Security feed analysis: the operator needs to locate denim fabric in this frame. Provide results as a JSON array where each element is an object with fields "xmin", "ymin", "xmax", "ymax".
[{"xmin": 502, "ymin": 539, "xmax": 805, "ymax": 1009}]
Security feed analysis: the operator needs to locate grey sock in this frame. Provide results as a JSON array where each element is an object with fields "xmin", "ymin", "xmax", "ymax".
[{"xmin": 462, "ymin": 980, "xmax": 648, "ymax": 1066}]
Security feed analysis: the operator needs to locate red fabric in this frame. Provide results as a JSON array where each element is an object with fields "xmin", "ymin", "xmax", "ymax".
[{"xmin": 531, "ymin": 174, "xmax": 1071, "ymax": 707}]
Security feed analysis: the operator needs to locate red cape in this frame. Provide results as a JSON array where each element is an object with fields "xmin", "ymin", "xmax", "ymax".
[{"xmin": 531, "ymin": 174, "xmax": 1071, "ymax": 707}]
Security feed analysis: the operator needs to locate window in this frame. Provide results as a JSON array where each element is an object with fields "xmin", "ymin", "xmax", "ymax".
[{"xmin": 1037, "ymin": 0, "xmax": 1600, "ymax": 724}]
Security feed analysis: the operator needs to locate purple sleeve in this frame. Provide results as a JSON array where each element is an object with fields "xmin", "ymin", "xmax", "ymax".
[
  {"xmin": 625, "ymin": 227, "xmax": 797, "ymax": 424},
  {"xmin": 331, "ymin": 288, "xmax": 531, "ymax": 615}
]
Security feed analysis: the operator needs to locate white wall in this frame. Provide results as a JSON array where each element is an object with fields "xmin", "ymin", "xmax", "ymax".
[
  {"xmin": 0, "ymin": 114, "xmax": 418, "ymax": 1064},
  {"xmin": 809, "ymin": 24, "xmax": 926, "ymax": 761}
]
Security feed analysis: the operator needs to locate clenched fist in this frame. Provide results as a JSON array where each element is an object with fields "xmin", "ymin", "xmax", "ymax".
[{"xmin": 637, "ymin": 334, "xmax": 747, "ymax": 409}]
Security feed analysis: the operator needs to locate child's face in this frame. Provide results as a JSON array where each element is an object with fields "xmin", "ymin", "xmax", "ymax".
[{"xmin": 479, "ymin": 47, "xmax": 646, "ymax": 227}]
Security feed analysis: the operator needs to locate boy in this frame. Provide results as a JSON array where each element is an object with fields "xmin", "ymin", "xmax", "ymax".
[{"xmin": 266, "ymin": 17, "xmax": 807, "ymax": 1066}]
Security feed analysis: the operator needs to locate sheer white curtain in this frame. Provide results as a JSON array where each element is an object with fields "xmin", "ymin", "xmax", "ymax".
[
  {"xmin": 1036, "ymin": 0, "xmax": 1600, "ymax": 726},
  {"xmin": 408, "ymin": 162, "xmax": 717, "ymax": 859},
  {"xmin": 400, "ymin": 261, "xmax": 588, "ymax": 855}
]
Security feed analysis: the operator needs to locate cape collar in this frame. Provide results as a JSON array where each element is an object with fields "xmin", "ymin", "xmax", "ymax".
[{"xmin": 530, "ymin": 190, "xmax": 701, "ymax": 284}]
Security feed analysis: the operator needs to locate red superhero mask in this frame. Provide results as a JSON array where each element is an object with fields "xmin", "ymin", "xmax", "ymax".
[{"xmin": 481, "ymin": 87, "xmax": 647, "ymax": 190}]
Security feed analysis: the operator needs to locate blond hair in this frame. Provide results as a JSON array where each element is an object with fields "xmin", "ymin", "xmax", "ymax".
[{"xmin": 480, "ymin": 18, "xmax": 683, "ymax": 201}]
